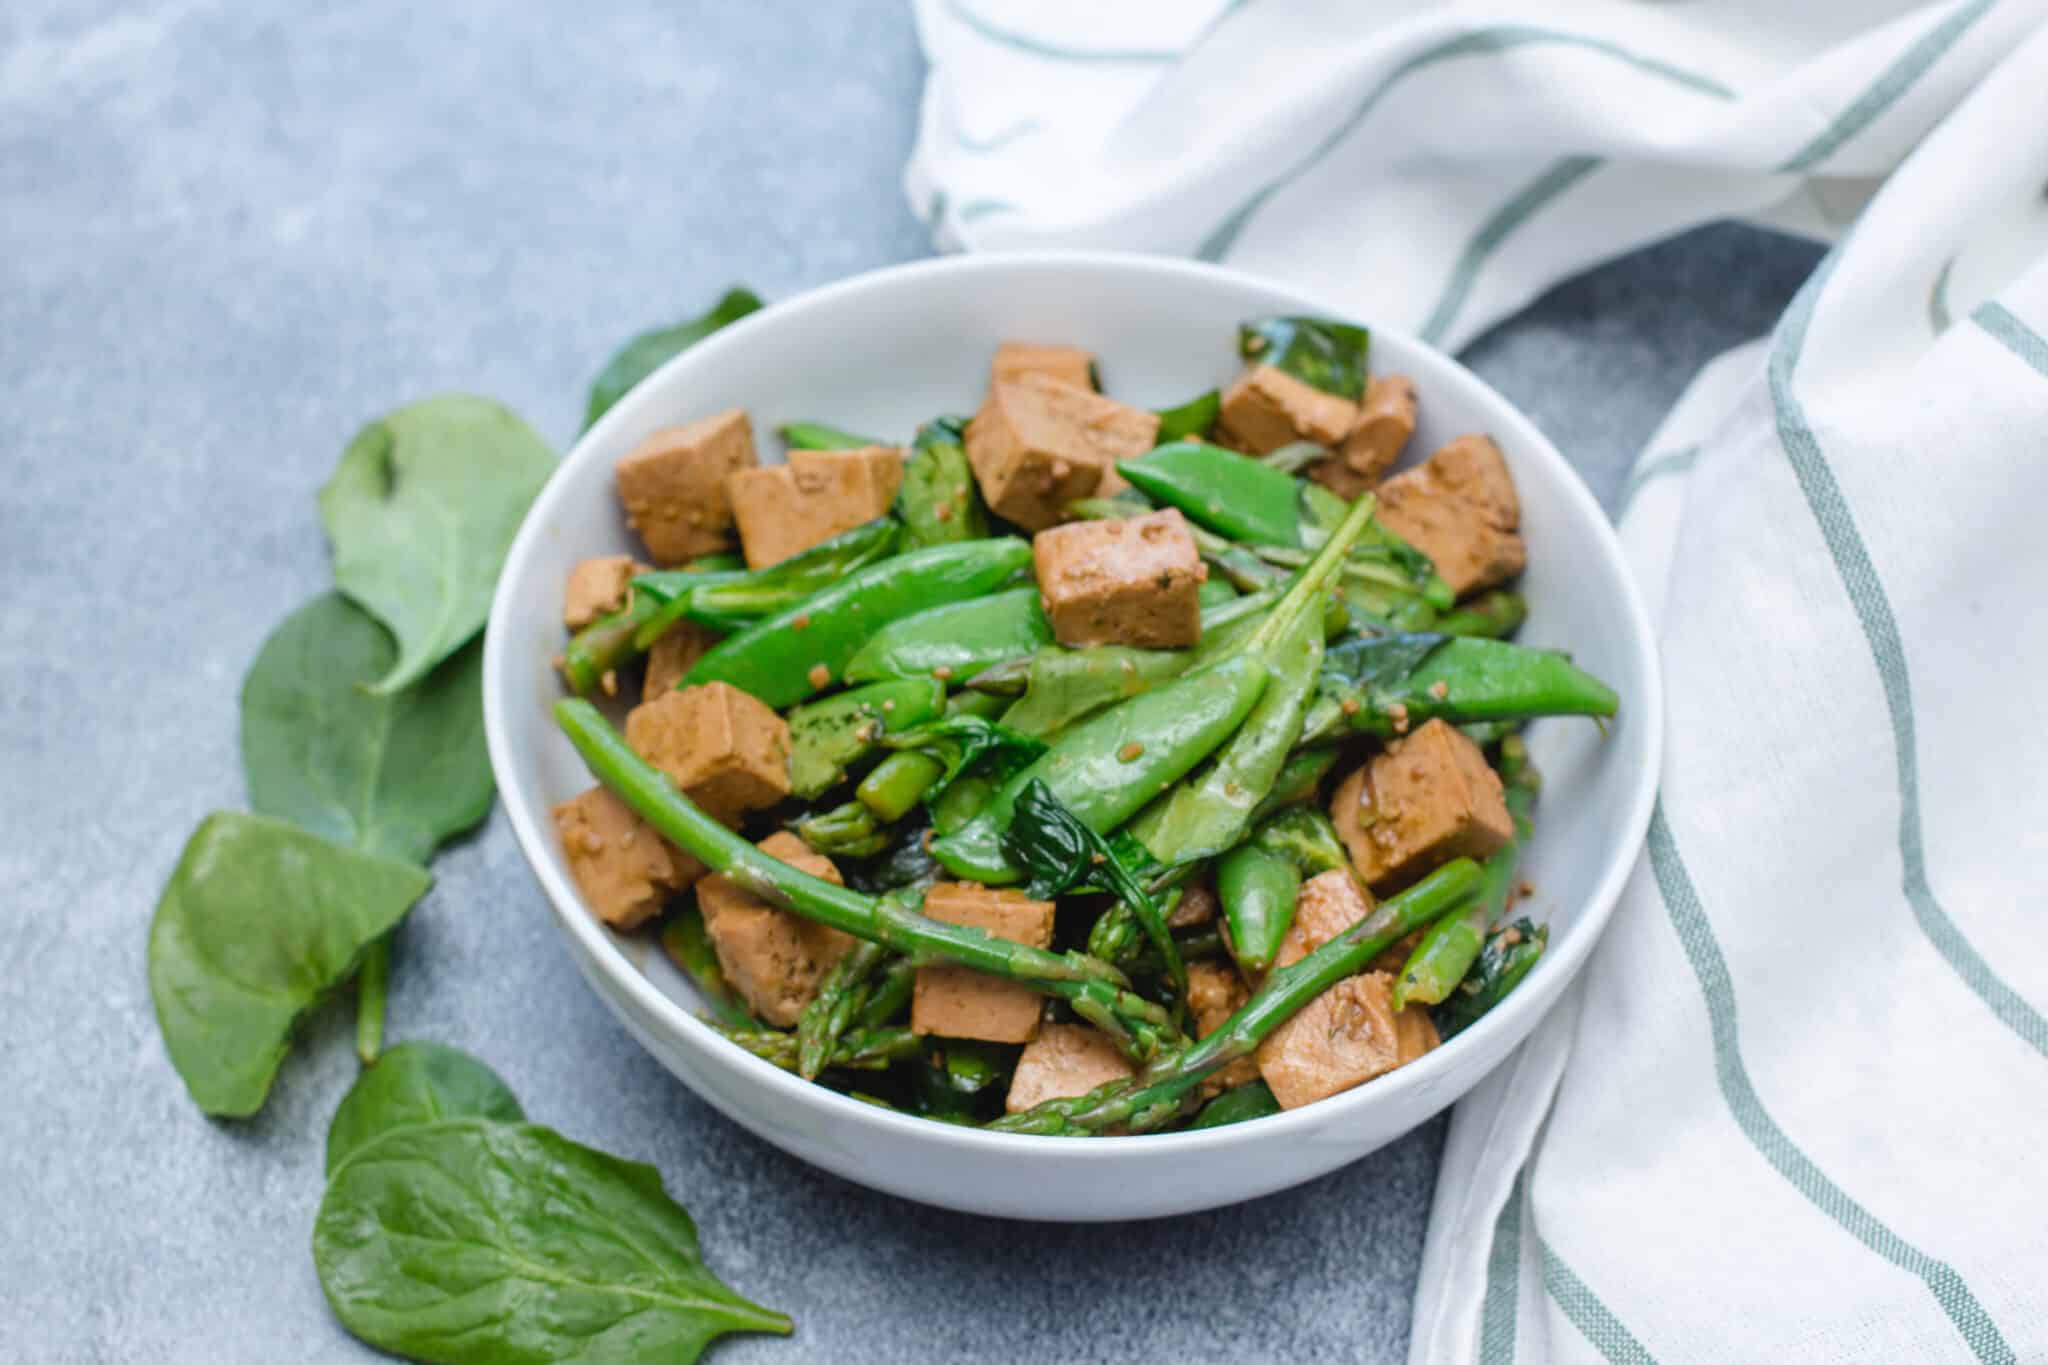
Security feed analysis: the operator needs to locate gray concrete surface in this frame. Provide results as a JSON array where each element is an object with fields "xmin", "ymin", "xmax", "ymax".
[{"xmin": 0, "ymin": 2, "xmax": 1822, "ymax": 1361}]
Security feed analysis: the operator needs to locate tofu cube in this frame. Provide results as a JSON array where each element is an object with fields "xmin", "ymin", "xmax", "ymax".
[
  {"xmin": 1186, "ymin": 960, "xmax": 1260, "ymax": 1096},
  {"xmin": 624, "ymin": 682, "xmax": 790, "ymax": 826},
  {"xmin": 1032, "ymin": 508, "xmax": 1205, "ymax": 648},
  {"xmin": 1340, "ymin": 375, "xmax": 1419, "ymax": 485},
  {"xmin": 552, "ymin": 786, "xmax": 702, "ymax": 930},
  {"xmin": 1218, "ymin": 364, "xmax": 1360, "ymax": 454},
  {"xmin": 1331, "ymin": 720, "xmax": 1514, "ymax": 890},
  {"xmin": 1307, "ymin": 454, "xmax": 1375, "ymax": 501},
  {"xmin": 696, "ymin": 830, "xmax": 856, "ymax": 1026},
  {"xmin": 1168, "ymin": 875, "xmax": 1218, "ymax": 928},
  {"xmin": 911, "ymin": 883, "xmax": 1056, "ymax": 1044},
  {"xmin": 991, "ymin": 341, "xmax": 1096, "ymax": 393},
  {"xmin": 1375, "ymin": 434, "xmax": 1526, "ymax": 596},
  {"xmin": 563, "ymin": 555, "xmax": 648, "ymax": 630},
  {"xmin": 614, "ymin": 410, "xmax": 759, "ymax": 564},
  {"xmin": 1004, "ymin": 1022, "xmax": 1135, "ymax": 1114},
  {"xmin": 641, "ymin": 620, "xmax": 717, "ymax": 702},
  {"xmin": 1256, "ymin": 969, "xmax": 1438, "ymax": 1110},
  {"xmin": 1272, "ymin": 868, "xmax": 1375, "ymax": 968},
  {"xmin": 726, "ymin": 446, "xmax": 905, "ymax": 569},
  {"xmin": 966, "ymin": 375, "xmax": 1160, "ymax": 530}
]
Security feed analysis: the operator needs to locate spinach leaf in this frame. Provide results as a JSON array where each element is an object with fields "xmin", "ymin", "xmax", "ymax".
[
  {"xmin": 325, "ymin": 1041, "xmax": 524, "ymax": 1175},
  {"xmin": 319, "ymin": 396, "xmax": 554, "ymax": 694},
  {"xmin": 313, "ymin": 1119, "xmax": 791, "ymax": 1363},
  {"xmin": 1003, "ymin": 780, "xmax": 1179, "ymax": 988},
  {"xmin": 240, "ymin": 592, "xmax": 491, "ymax": 865},
  {"xmin": 1152, "ymin": 389, "xmax": 1220, "ymax": 443},
  {"xmin": 1238, "ymin": 315, "xmax": 1371, "ymax": 401},
  {"xmin": 1321, "ymin": 632, "xmax": 1450, "ymax": 690},
  {"xmin": 584, "ymin": 288, "xmax": 765, "ymax": 431},
  {"xmin": 148, "ymin": 813, "xmax": 432, "ymax": 1117}
]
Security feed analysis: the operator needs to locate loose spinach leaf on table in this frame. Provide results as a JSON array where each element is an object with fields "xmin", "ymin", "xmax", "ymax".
[
  {"xmin": 314, "ymin": 1118, "xmax": 792, "ymax": 1364},
  {"xmin": 148, "ymin": 813, "xmax": 432, "ymax": 1117},
  {"xmin": 319, "ymin": 396, "xmax": 554, "ymax": 694},
  {"xmin": 240, "ymin": 592, "xmax": 492, "ymax": 865},
  {"xmin": 1237, "ymin": 315, "xmax": 1371, "ymax": 401},
  {"xmin": 324, "ymin": 1041, "xmax": 525, "ymax": 1175},
  {"xmin": 584, "ymin": 287, "xmax": 765, "ymax": 431}
]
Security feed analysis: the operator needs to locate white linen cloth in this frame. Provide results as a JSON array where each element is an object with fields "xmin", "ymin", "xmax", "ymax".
[{"xmin": 906, "ymin": 3, "xmax": 2048, "ymax": 1360}]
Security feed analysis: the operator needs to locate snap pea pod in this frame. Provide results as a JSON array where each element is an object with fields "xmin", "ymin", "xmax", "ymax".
[
  {"xmin": 1214, "ymin": 844, "xmax": 1298, "ymax": 975},
  {"xmin": 855, "ymin": 690, "xmax": 1015, "ymax": 822},
  {"xmin": 786, "ymin": 677, "xmax": 946, "ymax": 799},
  {"xmin": 843, "ymin": 588, "xmax": 1050, "ymax": 684},
  {"xmin": 1128, "ymin": 488, "xmax": 1380, "ymax": 866},
  {"xmin": 1434, "ymin": 589, "xmax": 1527, "ymax": 639},
  {"xmin": 1434, "ymin": 919, "xmax": 1548, "ymax": 1040},
  {"xmin": 660, "ymin": 906, "xmax": 756, "ymax": 1029},
  {"xmin": 780, "ymin": 421, "xmax": 883, "ymax": 450},
  {"xmin": 989, "ymin": 858, "xmax": 1482, "ymax": 1136},
  {"xmin": 659, "ymin": 517, "xmax": 902, "ymax": 638},
  {"xmin": 796, "ymin": 940, "xmax": 888, "ymax": 1080},
  {"xmin": 1249, "ymin": 747, "xmax": 1339, "ymax": 823},
  {"xmin": 929, "ymin": 654, "xmax": 1272, "ymax": 886},
  {"xmin": 1300, "ymin": 635, "xmax": 1619, "ymax": 743},
  {"xmin": 1153, "ymin": 390, "xmax": 1221, "ymax": 444},
  {"xmin": 686, "ymin": 538, "xmax": 1032, "ymax": 709},
  {"xmin": 1395, "ymin": 735, "xmax": 1539, "ymax": 1009},
  {"xmin": 1190, "ymin": 1080, "xmax": 1282, "ymax": 1129},
  {"xmin": 556, "ymin": 699, "xmax": 1179, "ymax": 1059},
  {"xmin": 560, "ymin": 589, "xmax": 667, "ymax": 695},
  {"xmin": 1117, "ymin": 440, "xmax": 1304, "ymax": 548},
  {"xmin": 794, "ymin": 802, "xmax": 891, "ymax": 859},
  {"xmin": 896, "ymin": 417, "xmax": 989, "ymax": 549}
]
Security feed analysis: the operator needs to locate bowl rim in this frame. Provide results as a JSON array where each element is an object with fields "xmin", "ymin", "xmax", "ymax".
[{"xmin": 483, "ymin": 248, "xmax": 1664, "ymax": 1156}]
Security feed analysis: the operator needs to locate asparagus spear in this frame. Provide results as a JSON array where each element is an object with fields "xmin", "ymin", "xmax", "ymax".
[
  {"xmin": 1434, "ymin": 918, "xmax": 1548, "ymax": 1040},
  {"xmin": 555, "ymin": 699, "xmax": 1181, "ymax": 1060},
  {"xmin": 716, "ymin": 1024, "xmax": 921, "ymax": 1073},
  {"xmin": 796, "ymin": 941, "xmax": 889, "ymax": 1080},
  {"xmin": 990, "ymin": 858, "xmax": 1482, "ymax": 1135}
]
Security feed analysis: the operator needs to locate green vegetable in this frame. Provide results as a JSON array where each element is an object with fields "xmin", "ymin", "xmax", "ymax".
[
  {"xmin": 786, "ymin": 677, "xmax": 946, "ymax": 799},
  {"xmin": 796, "ymin": 941, "xmax": 889, "ymax": 1080},
  {"xmin": 915, "ymin": 1040, "xmax": 1012, "ymax": 1121},
  {"xmin": 1215, "ymin": 844, "xmax": 1299, "ymax": 975},
  {"xmin": 794, "ymin": 802, "xmax": 891, "ymax": 859},
  {"xmin": 354, "ymin": 943, "xmax": 390, "ymax": 1065},
  {"xmin": 324, "ymin": 1041, "xmax": 525, "ymax": 1175},
  {"xmin": 584, "ymin": 287, "xmax": 764, "ymax": 430},
  {"xmin": 1250, "ymin": 747, "xmax": 1339, "ymax": 823},
  {"xmin": 1303, "ymin": 634, "xmax": 1619, "ymax": 742},
  {"xmin": 559, "ymin": 589, "xmax": 670, "ymax": 696},
  {"xmin": 1117, "ymin": 440, "xmax": 1303, "ymax": 547},
  {"xmin": 1238, "ymin": 314, "xmax": 1371, "ymax": 401},
  {"xmin": 843, "ymin": 587, "xmax": 1052, "ymax": 684},
  {"xmin": 149, "ymin": 813, "xmax": 432, "ymax": 1117},
  {"xmin": 1396, "ymin": 736, "xmax": 1540, "ymax": 1009},
  {"xmin": 1434, "ymin": 589, "xmax": 1528, "ymax": 639},
  {"xmin": 716, "ymin": 1025, "xmax": 920, "ymax": 1073},
  {"xmin": 319, "ymin": 396, "xmax": 554, "ymax": 694},
  {"xmin": 876, "ymin": 709, "xmax": 1046, "ymax": 805},
  {"xmin": 314, "ymin": 1119, "xmax": 791, "ymax": 1363},
  {"xmin": 930, "ymin": 653, "xmax": 1272, "ymax": 886},
  {"xmin": 1435, "ymin": 919, "xmax": 1548, "ymax": 1039},
  {"xmin": 992, "ymin": 858, "xmax": 1482, "ymax": 1135},
  {"xmin": 654, "ymin": 517, "xmax": 901, "ymax": 638},
  {"xmin": 896, "ymin": 417, "xmax": 990, "ymax": 548},
  {"xmin": 661, "ymin": 907, "xmax": 756, "ymax": 1029},
  {"xmin": 1190, "ymin": 1081, "xmax": 1281, "ymax": 1128},
  {"xmin": 1197, "ymin": 577, "xmax": 1239, "ymax": 606},
  {"xmin": 1153, "ymin": 390, "xmax": 1221, "ymax": 443},
  {"xmin": 1005, "ymin": 780, "xmax": 1181, "ymax": 992},
  {"xmin": 555, "ymin": 700, "xmax": 1178, "ymax": 1060},
  {"xmin": 686, "ymin": 538, "xmax": 1032, "ymax": 708},
  {"xmin": 240, "ymin": 592, "xmax": 491, "ymax": 864},
  {"xmin": 1253, "ymin": 805, "xmax": 1354, "ymax": 877},
  {"xmin": 780, "ymin": 420, "xmax": 881, "ymax": 450}
]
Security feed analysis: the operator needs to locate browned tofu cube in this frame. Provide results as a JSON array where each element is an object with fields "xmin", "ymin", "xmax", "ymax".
[
  {"xmin": 614, "ymin": 410, "xmax": 759, "ymax": 564},
  {"xmin": 1369, "ymin": 928, "xmax": 1425, "ymax": 976},
  {"xmin": 1307, "ymin": 455, "xmax": 1376, "ymax": 501},
  {"xmin": 1032, "ymin": 508, "xmax": 1204, "ymax": 648},
  {"xmin": 563, "ymin": 555, "xmax": 648, "ymax": 630},
  {"xmin": 966, "ymin": 375, "xmax": 1160, "ymax": 531},
  {"xmin": 1273, "ymin": 867, "xmax": 1375, "ymax": 968},
  {"xmin": 1218, "ymin": 365, "xmax": 1360, "ymax": 454},
  {"xmin": 696, "ymin": 830, "xmax": 856, "ymax": 1026},
  {"xmin": 552, "ymin": 786, "xmax": 702, "ymax": 930},
  {"xmin": 641, "ymin": 621, "xmax": 717, "ymax": 701},
  {"xmin": 991, "ymin": 341, "xmax": 1095, "ymax": 393},
  {"xmin": 911, "ymin": 883, "xmax": 1056, "ymax": 1043},
  {"xmin": 726, "ymin": 446, "xmax": 905, "ymax": 569},
  {"xmin": 624, "ymin": 682, "xmax": 790, "ymax": 826},
  {"xmin": 1186, "ymin": 960, "xmax": 1260, "ymax": 1097},
  {"xmin": 1004, "ymin": 1022, "xmax": 1134, "ymax": 1113},
  {"xmin": 1256, "ymin": 969, "xmax": 1437, "ymax": 1110},
  {"xmin": 1340, "ymin": 375, "xmax": 1419, "ymax": 485},
  {"xmin": 1375, "ymin": 434, "xmax": 1526, "ymax": 596},
  {"xmin": 1331, "ymin": 720, "xmax": 1514, "ymax": 890},
  {"xmin": 1168, "ymin": 875, "xmax": 1218, "ymax": 929}
]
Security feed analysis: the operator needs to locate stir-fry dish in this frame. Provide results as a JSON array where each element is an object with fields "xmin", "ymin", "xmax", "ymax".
[{"xmin": 549, "ymin": 318, "xmax": 1617, "ymax": 1134}]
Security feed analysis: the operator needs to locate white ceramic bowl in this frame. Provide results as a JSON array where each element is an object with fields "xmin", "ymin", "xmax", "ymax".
[{"xmin": 483, "ymin": 252, "xmax": 1662, "ymax": 1221}]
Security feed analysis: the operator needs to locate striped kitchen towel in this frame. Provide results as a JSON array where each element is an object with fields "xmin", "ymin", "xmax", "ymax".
[{"xmin": 906, "ymin": 3, "xmax": 2048, "ymax": 1360}]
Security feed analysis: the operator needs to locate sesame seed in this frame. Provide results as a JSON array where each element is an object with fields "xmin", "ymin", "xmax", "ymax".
[{"xmin": 1117, "ymin": 742, "xmax": 1144, "ymax": 762}]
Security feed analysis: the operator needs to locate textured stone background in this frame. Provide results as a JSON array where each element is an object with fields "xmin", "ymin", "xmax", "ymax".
[{"xmin": 0, "ymin": 2, "xmax": 1821, "ymax": 1361}]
